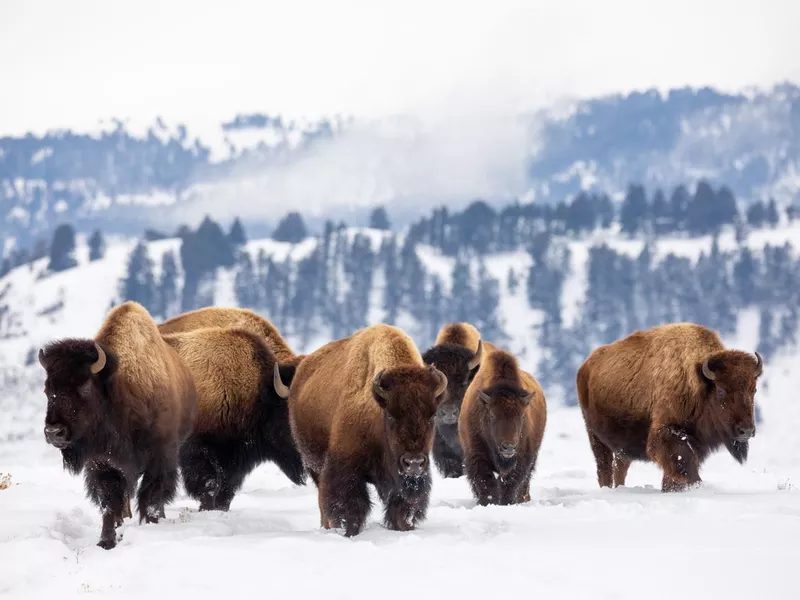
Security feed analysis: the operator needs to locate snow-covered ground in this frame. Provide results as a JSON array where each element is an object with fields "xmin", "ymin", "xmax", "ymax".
[
  {"xmin": 2, "ymin": 225, "xmax": 799, "ymax": 598},
  {"xmin": 2, "ymin": 353, "xmax": 798, "ymax": 599}
]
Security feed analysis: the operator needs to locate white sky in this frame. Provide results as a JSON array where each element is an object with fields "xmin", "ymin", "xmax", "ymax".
[{"xmin": 1, "ymin": 0, "xmax": 799, "ymax": 135}]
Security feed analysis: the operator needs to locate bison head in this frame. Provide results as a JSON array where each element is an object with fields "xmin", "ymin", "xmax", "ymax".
[
  {"xmin": 478, "ymin": 382, "xmax": 534, "ymax": 473},
  {"xmin": 701, "ymin": 350, "xmax": 763, "ymax": 458},
  {"xmin": 38, "ymin": 339, "xmax": 116, "ymax": 471},
  {"xmin": 372, "ymin": 365, "xmax": 447, "ymax": 497},
  {"xmin": 421, "ymin": 340, "xmax": 482, "ymax": 426}
]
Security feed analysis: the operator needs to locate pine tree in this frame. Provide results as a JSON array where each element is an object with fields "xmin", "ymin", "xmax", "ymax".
[
  {"xmin": 228, "ymin": 218, "xmax": 247, "ymax": 247},
  {"xmin": 234, "ymin": 250, "xmax": 258, "ymax": 309},
  {"xmin": 157, "ymin": 250, "xmax": 179, "ymax": 318},
  {"xmin": 746, "ymin": 201, "xmax": 766, "ymax": 228},
  {"xmin": 619, "ymin": 184, "xmax": 649, "ymax": 237},
  {"xmin": 766, "ymin": 198, "xmax": 780, "ymax": 228},
  {"xmin": 48, "ymin": 223, "xmax": 78, "ymax": 272},
  {"xmin": 88, "ymin": 229, "xmax": 106, "ymax": 261},
  {"xmin": 474, "ymin": 260, "xmax": 504, "ymax": 342},
  {"xmin": 369, "ymin": 206, "xmax": 391, "ymax": 230},
  {"xmin": 119, "ymin": 241, "xmax": 157, "ymax": 313},
  {"xmin": 651, "ymin": 189, "xmax": 671, "ymax": 235},
  {"xmin": 669, "ymin": 184, "xmax": 690, "ymax": 232},
  {"xmin": 449, "ymin": 254, "xmax": 475, "ymax": 323},
  {"xmin": 273, "ymin": 212, "xmax": 308, "ymax": 243}
]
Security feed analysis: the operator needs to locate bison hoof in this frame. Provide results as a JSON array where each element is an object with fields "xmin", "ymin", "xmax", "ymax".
[{"xmin": 97, "ymin": 537, "xmax": 117, "ymax": 550}]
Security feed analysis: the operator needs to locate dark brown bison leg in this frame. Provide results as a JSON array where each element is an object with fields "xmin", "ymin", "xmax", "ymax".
[
  {"xmin": 432, "ymin": 430, "xmax": 463, "ymax": 478},
  {"xmin": 137, "ymin": 451, "xmax": 179, "ymax": 524},
  {"xmin": 213, "ymin": 469, "xmax": 248, "ymax": 512},
  {"xmin": 612, "ymin": 454, "xmax": 632, "ymax": 487},
  {"xmin": 587, "ymin": 431, "xmax": 613, "ymax": 488},
  {"xmin": 179, "ymin": 441, "xmax": 223, "ymax": 510},
  {"xmin": 320, "ymin": 457, "xmax": 372, "ymax": 537},
  {"xmin": 464, "ymin": 452, "xmax": 499, "ymax": 506},
  {"xmin": 499, "ymin": 457, "xmax": 533, "ymax": 505},
  {"xmin": 647, "ymin": 424, "xmax": 701, "ymax": 492},
  {"xmin": 383, "ymin": 492, "xmax": 427, "ymax": 532},
  {"xmin": 85, "ymin": 464, "xmax": 127, "ymax": 550}
]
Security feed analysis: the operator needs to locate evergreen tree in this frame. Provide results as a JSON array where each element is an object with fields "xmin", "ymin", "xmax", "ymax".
[
  {"xmin": 597, "ymin": 194, "xmax": 615, "ymax": 230},
  {"xmin": 369, "ymin": 206, "xmax": 391, "ymax": 230},
  {"xmin": 766, "ymin": 198, "xmax": 780, "ymax": 228},
  {"xmin": 273, "ymin": 212, "xmax": 308, "ymax": 243},
  {"xmin": 31, "ymin": 239, "xmax": 49, "ymax": 262},
  {"xmin": 449, "ymin": 254, "xmax": 475, "ymax": 323},
  {"xmin": 757, "ymin": 309, "xmax": 776, "ymax": 360},
  {"xmin": 156, "ymin": 250, "xmax": 179, "ymax": 318},
  {"xmin": 48, "ymin": 223, "xmax": 78, "ymax": 272},
  {"xmin": 234, "ymin": 251, "xmax": 258, "ymax": 309},
  {"xmin": 669, "ymin": 184, "xmax": 690, "ymax": 232},
  {"xmin": 474, "ymin": 260, "xmax": 504, "ymax": 342},
  {"xmin": 88, "ymin": 229, "xmax": 106, "ymax": 261},
  {"xmin": 507, "ymin": 267, "xmax": 519, "ymax": 295},
  {"xmin": 119, "ymin": 241, "xmax": 157, "ymax": 312},
  {"xmin": 619, "ymin": 184, "xmax": 649, "ymax": 236},
  {"xmin": 733, "ymin": 247, "xmax": 759, "ymax": 306},
  {"xmin": 651, "ymin": 189, "xmax": 671, "ymax": 235},
  {"xmin": 228, "ymin": 218, "xmax": 247, "ymax": 247},
  {"xmin": 746, "ymin": 201, "xmax": 766, "ymax": 228}
]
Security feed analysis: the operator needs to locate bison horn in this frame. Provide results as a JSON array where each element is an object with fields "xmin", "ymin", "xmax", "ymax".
[
  {"xmin": 273, "ymin": 363, "xmax": 290, "ymax": 399},
  {"xmin": 90, "ymin": 343, "xmax": 106, "ymax": 375},
  {"xmin": 373, "ymin": 370, "xmax": 391, "ymax": 403},
  {"xmin": 467, "ymin": 339, "xmax": 483, "ymax": 371},
  {"xmin": 701, "ymin": 357, "xmax": 716, "ymax": 381},
  {"xmin": 754, "ymin": 351, "xmax": 763, "ymax": 376},
  {"xmin": 38, "ymin": 348, "xmax": 47, "ymax": 369},
  {"xmin": 430, "ymin": 365, "xmax": 448, "ymax": 397}
]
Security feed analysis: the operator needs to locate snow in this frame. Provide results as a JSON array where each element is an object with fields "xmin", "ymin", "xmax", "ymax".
[
  {"xmin": 2, "ymin": 225, "xmax": 800, "ymax": 597},
  {"xmin": 1, "ymin": 352, "xmax": 798, "ymax": 598}
]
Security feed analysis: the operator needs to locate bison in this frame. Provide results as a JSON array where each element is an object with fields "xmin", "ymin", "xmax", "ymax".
[
  {"xmin": 576, "ymin": 322, "xmax": 763, "ymax": 492},
  {"xmin": 162, "ymin": 326, "xmax": 306, "ymax": 511},
  {"xmin": 158, "ymin": 306, "xmax": 303, "ymax": 365},
  {"xmin": 421, "ymin": 323, "xmax": 483, "ymax": 478},
  {"xmin": 459, "ymin": 345, "xmax": 547, "ymax": 505},
  {"xmin": 38, "ymin": 301, "xmax": 197, "ymax": 549},
  {"xmin": 281, "ymin": 324, "xmax": 448, "ymax": 537}
]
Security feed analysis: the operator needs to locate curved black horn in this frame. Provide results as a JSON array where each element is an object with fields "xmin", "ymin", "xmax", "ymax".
[
  {"xmin": 754, "ymin": 351, "xmax": 763, "ymax": 375},
  {"xmin": 373, "ymin": 370, "xmax": 390, "ymax": 402},
  {"xmin": 90, "ymin": 343, "xmax": 106, "ymax": 375},
  {"xmin": 701, "ymin": 357, "xmax": 716, "ymax": 381},
  {"xmin": 430, "ymin": 365, "xmax": 448, "ymax": 397},
  {"xmin": 467, "ymin": 339, "xmax": 483, "ymax": 371},
  {"xmin": 274, "ymin": 363, "xmax": 290, "ymax": 399}
]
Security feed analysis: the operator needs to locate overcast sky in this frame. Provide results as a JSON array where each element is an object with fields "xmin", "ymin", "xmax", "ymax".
[{"xmin": 1, "ymin": 0, "xmax": 799, "ymax": 135}]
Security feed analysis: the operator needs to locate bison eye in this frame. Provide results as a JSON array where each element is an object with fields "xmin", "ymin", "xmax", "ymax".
[{"xmin": 715, "ymin": 387, "xmax": 725, "ymax": 401}]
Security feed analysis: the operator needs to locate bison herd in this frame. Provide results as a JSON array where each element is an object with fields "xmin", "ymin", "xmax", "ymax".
[{"xmin": 37, "ymin": 302, "xmax": 763, "ymax": 549}]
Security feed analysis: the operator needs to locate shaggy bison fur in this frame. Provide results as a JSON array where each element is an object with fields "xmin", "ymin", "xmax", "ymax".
[
  {"xmin": 39, "ymin": 301, "xmax": 197, "ymax": 549},
  {"xmin": 459, "ymin": 346, "xmax": 546, "ymax": 505},
  {"xmin": 162, "ymin": 326, "xmax": 306, "ymax": 511},
  {"xmin": 284, "ymin": 324, "xmax": 448, "ymax": 537},
  {"xmin": 576, "ymin": 322, "xmax": 763, "ymax": 492}
]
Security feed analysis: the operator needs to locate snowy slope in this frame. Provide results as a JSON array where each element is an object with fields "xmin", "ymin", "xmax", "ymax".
[{"xmin": 1, "ymin": 227, "xmax": 799, "ymax": 599}]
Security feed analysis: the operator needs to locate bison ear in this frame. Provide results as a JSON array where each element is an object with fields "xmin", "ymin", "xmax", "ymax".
[
  {"xmin": 372, "ymin": 370, "xmax": 391, "ymax": 409},
  {"xmin": 520, "ymin": 390, "xmax": 534, "ymax": 406}
]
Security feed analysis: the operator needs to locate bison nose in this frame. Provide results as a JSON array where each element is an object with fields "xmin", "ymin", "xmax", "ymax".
[
  {"xmin": 736, "ymin": 426, "xmax": 755, "ymax": 440},
  {"xmin": 44, "ymin": 424, "xmax": 68, "ymax": 446},
  {"xmin": 400, "ymin": 453, "xmax": 427, "ymax": 477},
  {"xmin": 499, "ymin": 442, "xmax": 517, "ymax": 458}
]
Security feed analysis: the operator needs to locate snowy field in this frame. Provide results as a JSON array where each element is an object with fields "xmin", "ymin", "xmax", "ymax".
[{"xmin": 2, "ymin": 350, "xmax": 799, "ymax": 599}]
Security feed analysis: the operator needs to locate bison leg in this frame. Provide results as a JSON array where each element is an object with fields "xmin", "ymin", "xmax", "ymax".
[
  {"xmin": 612, "ymin": 454, "xmax": 632, "ymax": 487},
  {"xmin": 383, "ymin": 492, "xmax": 427, "ymax": 532},
  {"xmin": 179, "ymin": 442, "xmax": 223, "ymax": 510},
  {"xmin": 587, "ymin": 431, "xmax": 614, "ymax": 488},
  {"xmin": 432, "ymin": 431, "xmax": 463, "ymax": 478},
  {"xmin": 647, "ymin": 424, "xmax": 701, "ymax": 492},
  {"xmin": 464, "ymin": 452, "xmax": 499, "ymax": 506},
  {"xmin": 499, "ymin": 456, "xmax": 534, "ymax": 505},
  {"xmin": 213, "ymin": 469, "xmax": 248, "ymax": 512},
  {"xmin": 137, "ymin": 453, "xmax": 179, "ymax": 524},
  {"xmin": 320, "ymin": 458, "xmax": 372, "ymax": 537},
  {"xmin": 308, "ymin": 470, "xmax": 331, "ymax": 528},
  {"xmin": 84, "ymin": 464, "xmax": 127, "ymax": 550}
]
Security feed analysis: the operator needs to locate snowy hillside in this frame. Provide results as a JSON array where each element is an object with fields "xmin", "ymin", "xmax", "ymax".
[
  {"xmin": 2, "ymin": 84, "xmax": 798, "ymax": 245},
  {"xmin": 1, "ymin": 222, "xmax": 800, "ymax": 598}
]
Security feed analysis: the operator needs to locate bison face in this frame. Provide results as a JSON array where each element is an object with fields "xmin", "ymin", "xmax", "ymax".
[
  {"xmin": 39, "ymin": 340, "xmax": 113, "ymax": 453},
  {"xmin": 479, "ymin": 383, "xmax": 533, "ymax": 473},
  {"xmin": 372, "ymin": 365, "xmax": 447, "ymax": 490},
  {"xmin": 701, "ymin": 350, "xmax": 763, "ymax": 447},
  {"xmin": 422, "ymin": 341, "xmax": 482, "ymax": 426}
]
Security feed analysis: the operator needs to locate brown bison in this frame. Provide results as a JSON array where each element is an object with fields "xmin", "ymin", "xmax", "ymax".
[
  {"xmin": 576, "ymin": 322, "xmax": 763, "ymax": 492},
  {"xmin": 421, "ymin": 323, "xmax": 483, "ymax": 478},
  {"xmin": 162, "ymin": 326, "xmax": 306, "ymax": 511},
  {"xmin": 459, "ymin": 346, "xmax": 547, "ymax": 505},
  {"xmin": 282, "ymin": 324, "xmax": 447, "ymax": 537},
  {"xmin": 158, "ymin": 306, "xmax": 303, "ymax": 365},
  {"xmin": 38, "ymin": 301, "xmax": 197, "ymax": 549}
]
